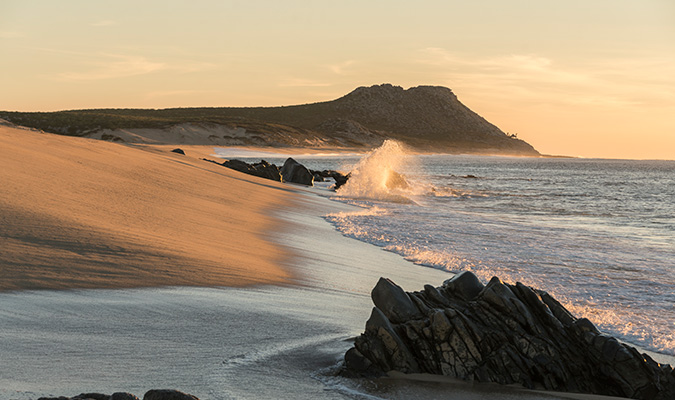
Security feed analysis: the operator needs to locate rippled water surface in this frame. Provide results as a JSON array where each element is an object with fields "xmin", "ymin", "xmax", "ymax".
[{"xmin": 252, "ymin": 146, "xmax": 675, "ymax": 356}]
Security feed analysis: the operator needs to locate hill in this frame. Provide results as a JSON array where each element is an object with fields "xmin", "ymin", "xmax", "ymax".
[{"xmin": 0, "ymin": 84, "xmax": 539, "ymax": 155}]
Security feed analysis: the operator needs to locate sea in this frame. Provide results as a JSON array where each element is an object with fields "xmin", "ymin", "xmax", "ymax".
[
  {"xmin": 218, "ymin": 140, "xmax": 675, "ymax": 358},
  {"xmin": 2, "ymin": 142, "xmax": 673, "ymax": 400}
]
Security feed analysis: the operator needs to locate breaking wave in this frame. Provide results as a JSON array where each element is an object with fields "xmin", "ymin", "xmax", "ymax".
[
  {"xmin": 322, "ymin": 148, "xmax": 675, "ymax": 358},
  {"xmin": 335, "ymin": 140, "xmax": 423, "ymax": 203}
]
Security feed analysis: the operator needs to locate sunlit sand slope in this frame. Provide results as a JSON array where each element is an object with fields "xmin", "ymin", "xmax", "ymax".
[{"xmin": 0, "ymin": 125, "xmax": 293, "ymax": 290}]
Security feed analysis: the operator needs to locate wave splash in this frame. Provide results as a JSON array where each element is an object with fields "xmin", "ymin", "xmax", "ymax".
[
  {"xmin": 325, "ymin": 145, "xmax": 675, "ymax": 357},
  {"xmin": 336, "ymin": 140, "xmax": 423, "ymax": 203}
]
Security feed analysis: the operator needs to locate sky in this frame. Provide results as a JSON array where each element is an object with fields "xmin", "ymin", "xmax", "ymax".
[{"xmin": 1, "ymin": 0, "xmax": 674, "ymax": 159}]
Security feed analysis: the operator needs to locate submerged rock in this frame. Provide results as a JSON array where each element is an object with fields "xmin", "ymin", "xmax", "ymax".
[
  {"xmin": 384, "ymin": 170, "xmax": 409, "ymax": 190},
  {"xmin": 280, "ymin": 157, "xmax": 314, "ymax": 186},
  {"xmin": 345, "ymin": 272, "xmax": 675, "ymax": 400}
]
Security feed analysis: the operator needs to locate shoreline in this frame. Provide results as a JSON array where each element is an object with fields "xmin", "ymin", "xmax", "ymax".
[
  {"xmin": 1, "ymin": 128, "xmax": 672, "ymax": 399},
  {"xmin": 1, "ymin": 186, "xmax": 649, "ymax": 400}
]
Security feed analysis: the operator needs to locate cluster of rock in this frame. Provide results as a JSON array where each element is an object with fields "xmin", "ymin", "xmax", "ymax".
[
  {"xmin": 344, "ymin": 272, "xmax": 675, "ymax": 400},
  {"xmin": 204, "ymin": 157, "xmax": 350, "ymax": 189},
  {"xmin": 225, "ymin": 159, "xmax": 283, "ymax": 182},
  {"xmin": 38, "ymin": 389, "xmax": 198, "ymax": 400},
  {"xmin": 311, "ymin": 169, "xmax": 350, "ymax": 189}
]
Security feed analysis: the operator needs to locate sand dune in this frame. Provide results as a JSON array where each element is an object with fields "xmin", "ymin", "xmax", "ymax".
[
  {"xmin": 0, "ymin": 125, "xmax": 294, "ymax": 290},
  {"xmin": 86, "ymin": 123, "xmax": 254, "ymax": 146}
]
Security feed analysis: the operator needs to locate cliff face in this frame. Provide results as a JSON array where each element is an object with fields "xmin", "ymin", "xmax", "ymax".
[{"xmin": 0, "ymin": 84, "xmax": 539, "ymax": 155}]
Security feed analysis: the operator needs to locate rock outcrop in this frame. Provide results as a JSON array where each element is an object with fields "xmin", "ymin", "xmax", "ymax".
[
  {"xmin": 204, "ymin": 157, "xmax": 353, "ymax": 189},
  {"xmin": 38, "ymin": 389, "xmax": 197, "ymax": 400},
  {"xmin": 310, "ymin": 170, "xmax": 350, "ymax": 189},
  {"xmin": 218, "ymin": 159, "xmax": 282, "ymax": 182},
  {"xmin": 345, "ymin": 272, "xmax": 675, "ymax": 400},
  {"xmin": 143, "ymin": 389, "xmax": 199, "ymax": 400},
  {"xmin": 280, "ymin": 157, "xmax": 314, "ymax": 186}
]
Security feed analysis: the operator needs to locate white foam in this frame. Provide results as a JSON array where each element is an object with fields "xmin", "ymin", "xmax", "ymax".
[{"xmin": 336, "ymin": 140, "xmax": 418, "ymax": 203}]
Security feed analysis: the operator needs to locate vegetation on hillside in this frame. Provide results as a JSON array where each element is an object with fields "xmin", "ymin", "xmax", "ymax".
[
  {"xmin": 0, "ymin": 85, "xmax": 540, "ymax": 155},
  {"xmin": 0, "ymin": 109, "xmax": 258, "ymax": 136}
]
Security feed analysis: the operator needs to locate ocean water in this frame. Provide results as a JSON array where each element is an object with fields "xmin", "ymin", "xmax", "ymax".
[
  {"xmin": 2, "ymin": 144, "xmax": 673, "ymax": 400},
  {"xmin": 222, "ymin": 141, "xmax": 675, "ymax": 357}
]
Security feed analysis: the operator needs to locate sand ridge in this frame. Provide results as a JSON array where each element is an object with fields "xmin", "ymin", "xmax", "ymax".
[{"xmin": 0, "ymin": 125, "xmax": 295, "ymax": 290}]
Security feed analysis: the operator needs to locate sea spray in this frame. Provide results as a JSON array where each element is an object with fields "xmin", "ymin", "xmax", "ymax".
[{"xmin": 336, "ymin": 140, "xmax": 424, "ymax": 202}]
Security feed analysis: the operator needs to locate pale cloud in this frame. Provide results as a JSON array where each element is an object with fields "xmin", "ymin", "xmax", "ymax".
[
  {"xmin": 53, "ymin": 52, "xmax": 216, "ymax": 81},
  {"xmin": 416, "ymin": 47, "xmax": 674, "ymax": 108},
  {"xmin": 90, "ymin": 20, "xmax": 117, "ymax": 27},
  {"xmin": 0, "ymin": 31, "xmax": 24, "ymax": 39},
  {"xmin": 172, "ymin": 61, "xmax": 218, "ymax": 74},
  {"xmin": 277, "ymin": 78, "xmax": 332, "ymax": 88},
  {"xmin": 144, "ymin": 89, "xmax": 219, "ymax": 100},
  {"xmin": 419, "ymin": 48, "xmax": 584, "ymax": 84},
  {"xmin": 491, "ymin": 54, "xmax": 552, "ymax": 71},
  {"xmin": 329, "ymin": 60, "xmax": 356, "ymax": 75},
  {"xmin": 57, "ymin": 54, "xmax": 166, "ymax": 81}
]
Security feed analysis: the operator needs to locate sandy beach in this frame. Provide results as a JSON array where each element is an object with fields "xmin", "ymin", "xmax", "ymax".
[
  {"xmin": 0, "ymin": 125, "xmax": 663, "ymax": 400},
  {"xmin": 0, "ymin": 125, "xmax": 293, "ymax": 290}
]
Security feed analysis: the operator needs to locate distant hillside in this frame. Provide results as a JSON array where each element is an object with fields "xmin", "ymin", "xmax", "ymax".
[{"xmin": 0, "ymin": 84, "xmax": 539, "ymax": 155}]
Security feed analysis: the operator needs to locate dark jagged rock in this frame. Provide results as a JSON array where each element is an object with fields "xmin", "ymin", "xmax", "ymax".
[
  {"xmin": 111, "ymin": 393, "xmax": 141, "ymax": 400},
  {"xmin": 38, "ymin": 394, "xmax": 110, "ymax": 400},
  {"xmin": 73, "ymin": 394, "xmax": 110, "ymax": 400},
  {"xmin": 220, "ymin": 159, "xmax": 282, "ymax": 182},
  {"xmin": 280, "ymin": 157, "xmax": 314, "ymax": 186},
  {"xmin": 143, "ymin": 389, "xmax": 199, "ymax": 400},
  {"xmin": 204, "ymin": 157, "xmax": 327, "ymax": 186},
  {"xmin": 371, "ymin": 278, "xmax": 423, "ymax": 324},
  {"xmin": 37, "ymin": 390, "xmax": 197, "ymax": 400},
  {"xmin": 310, "ymin": 170, "xmax": 350, "ymax": 189},
  {"xmin": 38, "ymin": 397, "xmax": 72, "ymax": 400},
  {"xmin": 345, "ymin": 272, "xmax": 675, "ymax": 400},
  {"xmin": 171, "ymin": 148, "xmax": 185, "ymax": 155},
  {"xmin": 442, "ymin": 271, "xmax": 485, "ymax": 301}
]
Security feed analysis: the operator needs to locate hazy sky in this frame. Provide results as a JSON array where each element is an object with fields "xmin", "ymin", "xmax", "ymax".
[{"xmin": 1, "ymin": 1, "xmax": 674, "ymax": 159}]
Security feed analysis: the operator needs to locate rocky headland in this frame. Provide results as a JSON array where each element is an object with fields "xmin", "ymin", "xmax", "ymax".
[
  {"xmin": 344, "ymin": 272, "xmax": 675, "ymax": 400},
  {"xmin": 0, "ymin": 84, "xmax": 538, "ymax": 155}
]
